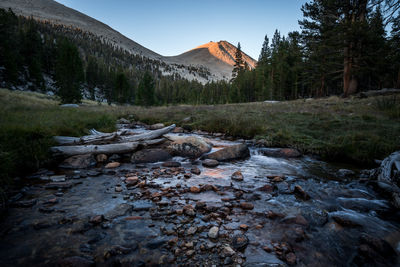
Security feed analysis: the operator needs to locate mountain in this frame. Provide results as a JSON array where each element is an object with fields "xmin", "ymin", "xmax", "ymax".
[
  {"xmin": 167, "ymin": 41, "xmax": 257, "ymax": 80},
  {"xmin": 0, "ymin": 0, "xmax": 257, "ymax": 83}
]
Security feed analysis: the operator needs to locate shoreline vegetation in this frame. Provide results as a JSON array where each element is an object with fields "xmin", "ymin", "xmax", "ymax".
[{"xmin": 1, "ymin": 88, "xmax": 399, "ymax": 188}]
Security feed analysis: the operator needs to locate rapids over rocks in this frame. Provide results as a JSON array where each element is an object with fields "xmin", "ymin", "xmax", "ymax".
[{"xmin": 0, "ymin": 125, "xmax": 399, "ymax": 266}]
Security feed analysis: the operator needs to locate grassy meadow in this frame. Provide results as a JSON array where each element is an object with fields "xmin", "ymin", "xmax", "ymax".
[{"xmin": 1, "ymin": 88, "xmax": 399, "ymax": 189}]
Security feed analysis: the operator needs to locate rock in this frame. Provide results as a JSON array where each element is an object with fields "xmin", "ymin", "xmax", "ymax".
[
  {"xmin": 190, "ymin": 186, "xmax": 200, "ymax": 193},
  {"xmin": 89, "ymin": 215, "xmax": 104, "ymax": 224},
  {"xmin": 359, "ymin": 233, "xmax": 397, "ymax": 257},
  {"xmin": 186, "ymin": 226, "xmax": 197, "ymax": 235},
  {"xmin": 208, "ymin": 226, "xmax": 219, "ymax": 239},
  {"xmin": 105, "ymin": 162, "xmax": 120, "ymax": 168},
  {"xmin": 271, "ymin": 176, "xmax": 284, "ymax": 183},
  {"xmin": 240, "ymin": 224, "xmax": 249, "ymax": 230},
  {"xmin": 240, "ymin": 202, "xmax": 254, "ymax": 210},
  {"xmin": 172, "ymin": 127, "xmax": 184, "ymax": 133},
  {"xmin": 257, "ymin": 184, "xmax": 274, "ymax": 193},
  {"xmin": 131, "ymin": 149, "xmax": 172, "ymax": 164},
  {"xmin": 59, "ymin": 154, "xmax": 96, "ymax": 169},
  {"xmin": 202, "ymin": 159, "xmax": 219, "ymax": 168},
  {"xmin": 115, "ymin": 185, "xmax": 123, "ymax": 192},
  {"xmin": 301, "ymin": 207, "xmax": 328, "ymax": 227},
  {"xmin": 117, "ymin": 118, "xmax": 130, "ymax": 124},
  {"xmin": 125, "ymin": 176, "xmax": 139, "ymax": 186},
  {"xmin": 232, "ymin": 234, "xmax": 249, "ymax": 250},
  {"xmin": 330, "ymin": 211, "xmax": 362, "ymax": 227},
  {"xmin": 204, "ymin": 144, "xmax": 250, "ymax": 161},
  {"xmin": 286, "ymin": 252, "xmax": 296, "ymax": 265},
  {"xmin": 281, "ymin": 215, "xmax": 308, "ymax": 226},
  {"xmin": 337, "ymin": 197, "xmax": 389, "ymax": 212},
  {"xmin": 183, "ymin": 205, "xmax": 196, "ymax": 217},
  {"xmin": 104, "ymin": 203, "xmax": 132, "ymax": 220},
  {"xmin": 337, "ymin": 168, "xmax": 356, "ymax": 177},
  {"xmin": 11, "ymin": 199, "xmax": 37, "ymax": 208},
  {"xmin": 293, "ymin": 185, "xmax": 310, "ymax": 200},
  {"xmin": 167, "ymin": 136, "xmax": 212, "ymax": 158},
  {"xmin": 191, "ymin": 167, "xmax": 201, "ymax": 175},
  {"xmin": 49, "ymin": 175, "xmax": 66, "ymax": 182},
  {"xmin": 57, "ymin": 256, "xmax": 94, "ymax": 267},
  {"xmin": 184, "ymin": 173, "xmax": 192, "ymax": 179},
  {"xmin": 222, "ymin": 245, "xmax": 235, "ymax": 257},
  {"xmin": 162, "ymin": 161, "xmax": 181, "ymax": 167},
  {"xmin": 149, "ymin": 123, "xmax": 165, "ymax": 130},
  {"xmin": 186, "ymin": 250, "xmax": 195, "ymax": 257},
  {"xmin": 262, "ymin": 148, "xmax": 302, "ymax": 158},
  {"xmin": 96, "ymin": 154, "xmax": 107, "ymax": 163},
  {"xmin": 231, "ymin": 171, "xmax": 244, "ymax": 181}
]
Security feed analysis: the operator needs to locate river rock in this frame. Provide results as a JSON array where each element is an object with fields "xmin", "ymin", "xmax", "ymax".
[
  {"xmin": 330, "ymin": 211, "xmax": 362, "ymax": 227},
  {"xmin": 208, "ymin": 226, "xmax": 219, "ymax": 239},
  {"xmin": 105, "ymin": 162, "xmax": 120, "ymax": 168},
  {"xmin": 231, "ymin": 171, "xmax": 244, "ymax": 181},
  {"xmin": 293, "ymin": 185, "xmax": 310, "ymax": 200},
  {"xmin": 232, "ymin": 234, "xmax": 249, "ymax": 250},
  {"xmin": 203, "ymin": 143, "xmax": 250, "ymax": 161},
  {"xmin": 149, "ymin": 123, "xmax": 165, "ymax": 130},
  {"xmin": 59, "ymin": 154, "xmax": 96, "ymax": 169},
  {"xmin": 162, "ymin": 161, "xmax": 181, "ymax": 167},
  {"xmin": 222, "ymin": 245, "xmax": 235, "ymax": 257},
  {"xmin": 261, "ymin": 148, "xmax": 302, "ymax": 158},
  {"xmin": 202, "ymin": 159, "xmax": 219, "ymax": 168},
  {"xmin": 191, "ymin": 166, "xmax": 201, "ymax": 175},
  {"xmin": 167, "ymin": 136, "xmax": 212, "ymax": 158},
  {"xmin": 104, "ymin": 203, "xmax": 132, "ymax": 220},
  {"xmin": 240, "ymin": 202, "xmax": 254, "ymax": 210},
  {"xmin": 131, "ymin": 149, "xmax": 172, "ymax": 163},
  {"xmin": 190, "ymin": 186, "xmax": 200, "ymax": 193},
  {"xmin": 57, "ymin": 256, "xmax": 94, "ymax": 267}
]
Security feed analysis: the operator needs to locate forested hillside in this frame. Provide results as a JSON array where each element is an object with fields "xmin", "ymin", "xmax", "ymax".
[{"xmin": 1, "ymin": 0, "xmax": 399, "ymax": 105}]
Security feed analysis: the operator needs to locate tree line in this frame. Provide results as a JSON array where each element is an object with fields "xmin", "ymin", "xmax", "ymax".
[{"xmin": 1, "ymin": 1, "xmax": 399, "ymax": 105}]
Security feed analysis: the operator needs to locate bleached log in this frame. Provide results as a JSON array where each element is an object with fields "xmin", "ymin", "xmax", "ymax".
[
  {"xmin": 54, "ymin": 124, "xmax": 175, "ymax": 146},
  {"xmin": 378, "ymin": 151, "xmax": 400, "ymax": 182},
  {"xmin": 51, "ymin": 138, "xmax": 166, "ymax": 157}
]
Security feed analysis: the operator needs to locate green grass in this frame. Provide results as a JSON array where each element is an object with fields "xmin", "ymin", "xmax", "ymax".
[{"xmin": 1, "ymin": 89, "xmax": 399, "ymax": 191}]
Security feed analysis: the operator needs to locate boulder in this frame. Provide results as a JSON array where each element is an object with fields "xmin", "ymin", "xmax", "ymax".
[
  {"xmin": 204, "ymin": 144, "xmax": 250, "ymax": 161},
  {"xmin": 202, "ymin": 159, "xmax": 219, "ymax": 168},
  {"xmin": 131, "ymin": 149, "xmax": 172, "ymax": 164},
  {"xmin": 166, "ymin": 135, "xmax": 212, "ymax": 158},
  {"xmin": 105, "ymin": 162, "xmax": 120, "ymax": 168},
  {"xmin": 149, "ymin": 123, "xmax": 165, "ymax": 130},
  {"xmin": 96, "ymin": 154, "xmax": 107, "ymax": 163},
  {"xmin": 231, "ymin": 171, "xmax": 244, "ymax": 181},
  {"xmin": 59, "ymin": 154, "xmax": 96, "ymax": 169},
  {"xmin": 262, "ymin": 148, "xmax": 302, "ymax": 158}
]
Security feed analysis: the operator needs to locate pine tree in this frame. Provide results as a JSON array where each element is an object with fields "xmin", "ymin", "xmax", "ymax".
[
  {"xmin": 55, "ymin": 39, "xmax": 84, "ymax": 103},
  {"xmin": 136, "ymin": 71, "xmax": 155, "ymax": 106},
  {"xmin": 114, "ymin": 71, "xmax": 130, "ymax": 103},
  {"xmin": 232, "ymin": 42, "xmax": 244, "ymax": 80}
]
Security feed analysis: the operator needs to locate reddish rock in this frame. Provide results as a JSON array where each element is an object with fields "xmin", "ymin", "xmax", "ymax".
[
  {"xmin": 190, "ymin": 186, "xmax": 200, "ymax": 193},
  {"xmin": 239, "ymin": 224, "xmax": 249, "ymax": 230},
  {"xmin": 105, "ymin": 162, "xmax": 120, "ymax": 168},
  {"xmin": 257, "ymin": 184, "xmax": 274, "ymax": 193},
  {"xmin": 294, "ymin": 185, "xmax": 311, "ymax": 200},
  {"xmin": 125, "ymin": 176, "xmax": 139, "ymax": 186},
  {"xmin": 190, "ymin": 167, "xmax": 201, "ymax": 175},
  {"xmin": 240, "ymin": 202, "xmax": 254, "ymax": 210},
  {"xmin": 184, "ymin": 173, "xmax": 192, "ymax": 179},
  {"xmin": 96, "ymin": 154, "xmax": 107, "ymax": 163},
  {"xmin": 231, "ymin": 171, "xmax": 244, "ymax": 181},
  {"xmin": 124, "ymin": 216, "xmax": 143, "ymax": 220},
  {"xmin": 89, "ymin": 215, "xmax": 104, "ymax": 224}
]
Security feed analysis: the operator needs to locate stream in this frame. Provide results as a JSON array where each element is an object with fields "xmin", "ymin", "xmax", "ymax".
[{"xmin": 0, "ymin": 126, "xmax": 399, "ymax": 266}]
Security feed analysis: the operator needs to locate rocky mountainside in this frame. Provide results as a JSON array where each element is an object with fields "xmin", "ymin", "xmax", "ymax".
[{"xmin": 0, "ymin": 0, "xmax": 257, "ymax": 82}]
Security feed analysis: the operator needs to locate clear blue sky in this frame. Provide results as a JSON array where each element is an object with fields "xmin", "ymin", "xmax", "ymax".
[{"xmin": 55, "ymin": 0, "xmax": 308, "ymax": 59}]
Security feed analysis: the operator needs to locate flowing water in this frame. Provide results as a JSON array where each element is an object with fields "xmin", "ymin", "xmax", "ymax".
[{"xmin": 0, "ymin": 128, "xmax": 399, "ymax": 266}]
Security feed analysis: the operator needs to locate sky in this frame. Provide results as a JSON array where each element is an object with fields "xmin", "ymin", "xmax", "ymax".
[{"xmin": 55, "ymin": 0, "xmax": 308, "ymax": 60}]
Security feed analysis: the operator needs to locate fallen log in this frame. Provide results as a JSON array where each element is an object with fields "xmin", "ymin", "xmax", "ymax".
[
  {"xmin": 51, "ymin": 138, "xmax": 166, "ymax": 157},
  {"xmin": 54, "ymin": 124, "xmax": 175, "ymax": 146},
  {"xmin": 358, "ymin": 88, "xmax": 400, "ymax": 98},
  {"xmin": 376, "ymin": 151, "xmax": 400, "ymax": 208}
]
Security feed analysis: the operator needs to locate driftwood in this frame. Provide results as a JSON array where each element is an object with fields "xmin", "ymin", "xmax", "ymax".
[
  {"xmin": 51, "ymin": 138, "xmax": 166, "ymax": 157},
  {"xmin": 359, "ymin": 88, "xmax": 400, "ymax": 98},
  {"xmin": 54, "ymin": 124, "xmax": 175, "ymax": 146}
]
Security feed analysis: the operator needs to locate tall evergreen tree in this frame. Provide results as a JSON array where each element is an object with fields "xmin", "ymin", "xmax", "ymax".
[
  {"xmin": 232, "ymin": 42, "xmax": 244, "ymax": 80},
  {"xmin": 55, "ymin": 39, "xmax": 84, "ymax": 103},
  {"xmin": 136, "ymin": 71, "xmax": 155, "ymax": 106}
]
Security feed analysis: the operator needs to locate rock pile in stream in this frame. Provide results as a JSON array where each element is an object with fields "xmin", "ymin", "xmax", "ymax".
[{"xmin": 1, "ymin": 122, "xmax": 399, "ymax": 266}]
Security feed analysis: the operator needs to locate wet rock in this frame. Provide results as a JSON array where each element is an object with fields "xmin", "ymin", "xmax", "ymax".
[
  {"xmin": 204, "ymin": 143, "xmax": 250, "ymax": 161},
  {"xmin": 162, "ymin": 161, "xmax": 181, "ymax": 167},
  {"xmin": 231, "ymin": 171, "xmax": 244, "ymax": 181},
  {"xmin": 270, "ymin": 176, "xmax": 284, "ymax": 183},
  {"xmin": 337, "ymin": 197, "xmax": 389, "ymax": 212},
  {"xmin": 293, "ymin": 185, "xmax": 310, "ymax": 200},
  {"xmin": 262, "ymin": 148, "xmax": 302, "ymax": 158},
  {"xmin": 285, "ymin": 252, "xmax": 297, "ymax": 265},
  {"xmin": 125, "ymin": 176, "xmax": 139, "ymax": 186},
  {"xmin": 232, "ymin": 234, "xmax": 249, "ymax": 250},
  {"xmin": 146, "ymin": 239, "xmax": 167, "ymax": 249},
  {"xmin": 89, "ymin": 215, "xmax": 104, "ymax": 225},
  {"xmin": 301, "ymin": 207, "xmax": 328, "ymax": 227},
  {"xmin": 104, "ymin": 203, "xmax": 132, "ymax": 220},
  {"xmin": 95, "ymin": 154, "xmax": 107, "ymax": 163},
  {"xmin": 208, "ymin": 226, "xmax": 219, "ymax": 239},
  {"xmin": 360, "ymin": 233, "xmax": 397, "ymax": 257},
  {"xmin": 195, "ymin": 201, "xmax": 207, "ymax": 210},
  {"xmin": 202, "ymin": 159, "xmax": 219, "ymax": 168},
  {"xmin": 50, "ymin": 175, "xmax": 66, "ymax": 182},
  {"xmin": 108, "ymin": 154, "xmax": 121, "ymax": 161},
  {"xmin": 224, "ymin": 257, "xmax": 233, "ymax": 265},
  {"xmin": 11, "ymin": 199, "xmax": 37, "ymax": 208},
  {"xmin": 222, "ymin": 245, "xmax": 235, "ymax": 257},
  {"xmin": 240, "ymin": 202, "xmax": 254, "ymax": 210},
  {"xmin": 186, "ymin": 250, "xmax": 195, "ymax": 257},
  {"xmin": 183, "ymin": 205, "xmax": 196, "ymax": 217},
  {"xmin": 87, "ymin": 170, "xmax": 101, "ymax": 177},
  {"xmin": 191, "ymin": 167, "xmax": 201, "ymax": 175},
  {"xmin": 149, "ymin": 123, "xmax": 165, "ymax": 130},
  {"xmin": 330, "ymin": 211, "xmax": 362, "ymax": 227},
  {"xmin": 45, "ymin": 182, "xmax": 73, "ymax": 190},
  {"xmin": 190, "ymin": 186, "xmax": 201, "ymax": 193},
  {"xmin": 104, "ymin": 245, "xmax": 131, "ymax": 259},
  {"xmin": 184, "ymin": 173, "xmax": 192, "ymax": 178},
  {"xmin": 131, "ymin": 149, "xmax": 172, "ymax": 164},
  {"xmin": 132, "ymin": 200, "xmax": 153, "ymax": 211},
  {"xmin": 115, "ymin": 185, "xmax": 123, "ymax": 192},
  {"xmin": 167, "ymin": 136, "xmax": 212, "ymax": 158},
  {"xmin": 337, "ymin": 168, "xmax": 355, "ymax": 177},
  {"xmin": 88, "ymin": 232, "xmax": 107, "ymax": 244},
  {"xmin": 105, "ymin": 162, "xmax": 120, "ymax": 169},
  {"xmin": 240, "ymin": 224, "xmax": 249, "ymax": 231},
  {"xmin": 59, "ymin": 154, "xmax": 96, "ymax": 169},
  {"xmin": 57, "ymin": 256, "xmax": 94, "ymax": 267},
  {"xmin": 257, "ymin": 184, "xmax": 274, "ymax": 193},
  {"xmin": 281, "ymin": 215, "xmax": 308, "ymax": 226}
]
